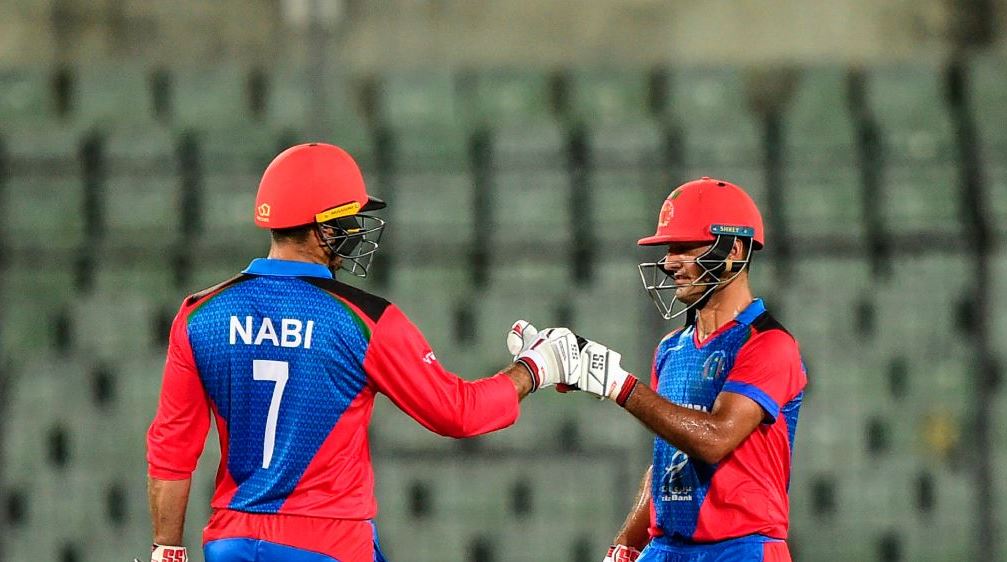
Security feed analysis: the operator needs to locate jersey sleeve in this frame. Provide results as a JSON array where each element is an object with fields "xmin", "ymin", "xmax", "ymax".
[
  {"xmin": 721, "ymin": 329, "xmax": 806, "ymax": 423},
  {"xmin": 146, "ymin": 302, "xmax": 212, "ymax": 480},
  {"xmin": 363, "ymin": 304, "xmax": 520, "ymax": 438}
]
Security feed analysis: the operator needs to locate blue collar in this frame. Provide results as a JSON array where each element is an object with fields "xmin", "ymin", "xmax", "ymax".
[
  {"xmin": 734, "ymin": 298, "xmax": 766, "ymax": 326},
  {"xmin": 243, "ymin": 258, "xmax": 334, "ymax": 279}
]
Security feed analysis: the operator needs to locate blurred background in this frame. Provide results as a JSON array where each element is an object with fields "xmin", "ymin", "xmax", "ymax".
[{"xmin": 0, "ymin": 0, "xmax": 1004, "ymax": 560}]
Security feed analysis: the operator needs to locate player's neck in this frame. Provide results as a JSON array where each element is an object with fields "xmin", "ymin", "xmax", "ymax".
[
  {"xmin": 695, "ymin": 277, "xmax": 754, "ymax": 340},
  {"xmin": 267, "ymin": 243, "xmax": 328, "ymax": 265}
]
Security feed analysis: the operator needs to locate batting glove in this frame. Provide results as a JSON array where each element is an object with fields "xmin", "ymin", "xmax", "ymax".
[
  {"xmin": 514, "ymin": 327, "xmax": 581, "ymax": 392},
  {"xmin": 575, "ymin": 338, "xmax": 640, "ymax": 406},
  {"xmin": 133, "ymin": 547, "xmax": 187, "ymax": 562},
  {"xmin": 604, "ymin": 544, "xmax": 642, "ymax": 562},
  {"xmin": 134, "ymin": 544, "xmax": 187, "ymax": 562}
]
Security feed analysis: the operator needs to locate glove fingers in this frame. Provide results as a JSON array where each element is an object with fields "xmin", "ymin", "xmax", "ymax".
[{"xmin": 507, "ymin": 320, "xmax": 537, "ymax": 355}]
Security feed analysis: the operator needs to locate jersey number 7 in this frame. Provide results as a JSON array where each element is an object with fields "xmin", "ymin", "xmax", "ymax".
[{"xmin": 252, "ymin": 359, "xmax": 289, "ymax": 469}]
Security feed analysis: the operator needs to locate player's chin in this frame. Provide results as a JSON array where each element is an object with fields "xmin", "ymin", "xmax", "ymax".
[{"xmin": 675, "ymin": 284, "xmax": 706, "ymax": 303}]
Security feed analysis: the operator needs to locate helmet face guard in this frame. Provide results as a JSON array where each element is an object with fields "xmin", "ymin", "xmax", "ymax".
[
  {"xmin": 317, "ymin": 213, "xmax": 385, "ymax": 278},
  {"xmin": 638, "ymin": 234, "xmax": 753, "ymax": 320}
]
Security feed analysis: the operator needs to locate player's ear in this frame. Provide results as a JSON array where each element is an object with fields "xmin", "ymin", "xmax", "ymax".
[
  {"xmin": 311, "ymin": 224, "xmax": 326, "ymax": 247},
  {"xmin": 729, "ymin": 237, "xmax": 747, "ymax": 260}
]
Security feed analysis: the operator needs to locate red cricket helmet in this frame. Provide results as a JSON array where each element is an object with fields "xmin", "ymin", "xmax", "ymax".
[
  {"xmin": 637, "ymin": 177, "xmax": 764, "ymax": 249},
  {"xmin": 254, "ymin": 143, "xmax": 385, "ymax": 229}
]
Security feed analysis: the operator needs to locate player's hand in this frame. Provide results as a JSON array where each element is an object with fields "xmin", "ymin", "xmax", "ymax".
[
  {"xmin": 506, "ymin": 319, "xmax": 539, "ymax": 357},
  {"xmin": 603, "ymin": 544, "xmax": 641, "ymax": 562},
  {"xmin": 135, "ymin": 545, "xmax": 188, "ymax": 562},
  {"xmin": 514, "ymin": 327, "xmax": 581, "ymax": 392},
  {"xmin": 573, "ymin": 338, "xmax": 640, "ymax": 406}
]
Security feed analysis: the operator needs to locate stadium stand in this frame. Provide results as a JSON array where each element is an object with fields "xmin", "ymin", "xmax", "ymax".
[
  {"xmin": 864, "ymin": 63, "xmax": 962, "ymax": 240},
  {"xmin": 463, "ymin": 68, "xmax": 554, "ymax": 127},
  {"xmin": 780, "ymin": 67, "xmax": 864, "ymax": 243},
  {"xmin": 0, "ymin": 68, "xmax": 53, "ymax": 124},
  {"xmin": 970, "ymin": 53, "xmax": 1007, "ymax": 237}
]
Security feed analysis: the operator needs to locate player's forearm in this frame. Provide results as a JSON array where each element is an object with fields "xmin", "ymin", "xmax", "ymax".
[
  {"xmin": 503, "ymin": 362, "xmax": 534, "ymax": 401},
  {"xmin": 613, "ymin": 466, "xmax": 653, "ymax": 549},
  {"xmin": 147, "ymin": 476, "xmax": 191, "ymax": 545},
  {"xmin": 623, "ymin": 385, "xmax": 733, "ymax": 464}
]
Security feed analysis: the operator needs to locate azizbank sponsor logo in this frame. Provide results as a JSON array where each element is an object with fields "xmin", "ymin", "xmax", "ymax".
[
  {"xmin": 660, "ymin": 450, "xmax": 693, "ymax": 502},
  {"xmin": 230, "ymin": 316, "xmax": 315, "ymax": 349}
]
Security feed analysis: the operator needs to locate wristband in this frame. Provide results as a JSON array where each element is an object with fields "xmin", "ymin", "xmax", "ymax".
[
  {"xmin": 516, "ymin": 349, "xmax": 547, "ymax": 392},
  {"xmin": 614, "ymin": 375, "xmax": 640, "ymax": 407}
]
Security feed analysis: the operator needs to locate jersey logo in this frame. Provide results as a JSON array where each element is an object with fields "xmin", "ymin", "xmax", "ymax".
[
  {"xmin": 660, "ymin": 450, "xmax": 693, "ymax": 501},
  {"xmin": 422, "ymin": 351, "xmax": 436, "ymax": 364},
  {"xmin": 701, "ymin": 350, "xmax": 727, "ymax": 380}
]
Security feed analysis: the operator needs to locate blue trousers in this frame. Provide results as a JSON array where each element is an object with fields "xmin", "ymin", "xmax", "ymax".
[
  {"xmin": 204, "ymin": 522, "xmax": 388, "ymax": 562},
  {"xmin": 638, "ymin": 535, "xmax": 790, "ymax": 562}
]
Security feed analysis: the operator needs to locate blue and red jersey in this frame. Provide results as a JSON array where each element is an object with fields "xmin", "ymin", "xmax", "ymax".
[
  {"xmin": 648, "ymin": 298, "xmax": 806, "ymax": 543},
  {"xmin": 147, "ymin": 258, "xmax": 520, "ymax": 560}
]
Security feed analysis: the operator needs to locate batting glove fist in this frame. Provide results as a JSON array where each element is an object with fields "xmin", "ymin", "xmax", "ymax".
[
  {"xmin": 575, "ymin": 338, "xmax": 640, "ymax": 406},
  {"xmin": 514, "ymin": 327, "xmax": 581, "ymax": 392},
  {"xmin": 604, "ymin": 544, "xmax": 642, "ymax": 562},
  {"xmin": 134, "ymin": 545, "xmax": 187, "ymax": 562}
]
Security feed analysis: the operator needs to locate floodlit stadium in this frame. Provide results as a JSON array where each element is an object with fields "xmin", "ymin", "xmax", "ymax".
[{"xmin": 0, "ymin": 2, "xmax": 1005, "ymax": 561}]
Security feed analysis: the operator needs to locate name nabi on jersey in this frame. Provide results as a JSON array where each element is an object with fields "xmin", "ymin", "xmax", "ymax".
[{"xmin": 229, "ymin": 316, "xmax": 315, "ymax": 349}]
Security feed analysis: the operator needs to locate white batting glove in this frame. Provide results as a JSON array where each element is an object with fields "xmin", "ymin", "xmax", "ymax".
[
  {"xmin": 506, "ymin": 319, "xmax": 539, "ymax": 357},
  {"xmin": 576, "ymin": 338, "xmax": 640, "ymax": 406},
  {"xmin": 604, "ymin": 544, "xmax": 641, "ymax": 562},
  {"xmin": 134, "ymin": 545, "xmax": 187, "ymax": 562},
  {"xmin": 514, "ymin": 327, "xmax": 581, "ymax": 392}
]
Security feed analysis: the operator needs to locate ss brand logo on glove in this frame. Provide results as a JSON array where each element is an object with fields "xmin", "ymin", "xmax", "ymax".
[{"xmin": 591, "ymin": 354, "xmax": 606, "ymax": 372}]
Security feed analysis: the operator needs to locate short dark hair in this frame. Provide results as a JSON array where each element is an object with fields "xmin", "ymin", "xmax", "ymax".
[{"xmin": 270, "ymin": 224, "xmax": 314, "ymax": 244}]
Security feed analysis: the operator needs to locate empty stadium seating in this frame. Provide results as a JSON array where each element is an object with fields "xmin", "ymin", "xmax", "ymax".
[{"xmin": 464, "ymin": 68, "xmax": 554, "ymax": 126}]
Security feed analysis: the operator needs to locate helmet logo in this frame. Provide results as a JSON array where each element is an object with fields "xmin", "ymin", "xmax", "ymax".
[
  {"xmin": 657, "ymin": 199, "xmax": 675, "ymax": 227},
  {"xmin": 256, "ymin": 203, "xmax": 271, "ymax": 222}
]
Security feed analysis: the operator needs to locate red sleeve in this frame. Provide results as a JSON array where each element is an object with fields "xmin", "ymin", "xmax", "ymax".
[
  {"xmin": 363, "ymin": 304, "xmax": 520, "ymax": 438},
  {"xmin": 146, "ymin": 302, "xmax": 211, "ymax": 480},
  {"xmin": 721, "ymin": 329, "xmax": 806, "ymax": 423}
]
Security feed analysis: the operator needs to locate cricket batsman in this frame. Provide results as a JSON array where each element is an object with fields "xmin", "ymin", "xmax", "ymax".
[
  {"xmin": 514, "ymin": 178, "xmax": 807, "ymax": 561},
  {"xmin": 138, "ymin": 143, "xmax": 582, "ymax": 562}
]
